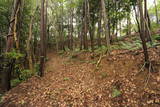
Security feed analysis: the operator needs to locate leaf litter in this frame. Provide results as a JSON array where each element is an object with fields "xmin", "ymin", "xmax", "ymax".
[{"xmin": 1, "ymin": 48, "xmax": 160, "ymax": 107}]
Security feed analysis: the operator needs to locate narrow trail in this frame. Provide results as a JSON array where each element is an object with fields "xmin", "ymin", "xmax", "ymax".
[{"xmin": 1, "ymin": 49, "xmax": 160, "ymax": 107}]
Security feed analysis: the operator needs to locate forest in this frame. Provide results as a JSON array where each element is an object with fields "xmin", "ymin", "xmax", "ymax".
[{"xmin": 0, "ymin": 0, "xmax": 160, "ymax": 106}]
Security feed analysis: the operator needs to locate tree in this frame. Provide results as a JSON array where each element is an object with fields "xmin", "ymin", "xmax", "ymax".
[
  {"xmin": 144, "ymin": 0, "xmax": 152, "ymax": 43},
  {"xmin": 101, "ymin": 0, "xmax": 110, "ymax": 49},
  {"xmin": 2, "ymin": 0, "xmax": 22, "ymax": 92},
  {"xmin": 138, "ymin": 0, "xmax": 154, "ymax": 71},
  {"xmin": 39, "ymin": 0, "xmax": 47, "ymax": 77},
  {"xmin": 154, "ymin": 0, "xmax": 159, "ymax": 24}
]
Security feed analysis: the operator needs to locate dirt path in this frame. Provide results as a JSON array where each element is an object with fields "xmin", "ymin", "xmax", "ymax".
[{"xmin": 1, "ymin": 49, "xmax": 160, "ymax": 107}]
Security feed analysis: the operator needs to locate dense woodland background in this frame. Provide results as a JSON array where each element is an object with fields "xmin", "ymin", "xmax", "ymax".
[{"xmin": 0, "ymin": 0, "xmax": 160, "ymax": 106}]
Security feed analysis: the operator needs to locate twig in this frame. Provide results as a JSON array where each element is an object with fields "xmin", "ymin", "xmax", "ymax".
[
  {"xmin": 96, "ymin": 54, "xmax": 106, "ymax": 69},
  {"xmin": 136, "ymin": 62, "xmax": 146, "ymax": 76},
  {"xmin": 96, "ymin": 54, "xmax": 102, "ymax": 68}
]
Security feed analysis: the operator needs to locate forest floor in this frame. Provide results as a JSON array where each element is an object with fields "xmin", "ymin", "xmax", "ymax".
[{"xmin": 1, "ymin": 46, "xmax": 160, "ymax": 107}]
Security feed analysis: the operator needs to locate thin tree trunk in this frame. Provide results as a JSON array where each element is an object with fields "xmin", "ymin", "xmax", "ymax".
[
  {"xmin": 80, "ymin": 10, "xmax": 84, "ymax": 50},
  {"xmin": 44, "ymin": 0, "xmax": 48, "ymax": 57},
  {"xmin": 39, "ymin": 0, "xmax": 45, "ymax": 77},
  {"xmin": 70, "ymin": 9, "xmax": 74, "ymax": 50},
  {"xmin": 144, "ymin": 0, "xmax": 152, "ymax": 43},
  {"xmin": 138, "ymin": 0, "xmax": 150, "ymax": 67},
  {"xmin": 83, "ymin": 0, "xmax": 88, "ymax": 50},
  {"xmin": 88, "ymin": 0, "xmax": 94, "ymax": 51},
  {"xmin": 27, "ymin": 16, "xmax": 34, "ymax": 72},
  {"xmin": 68, "ymin": 17, "xmax": 70, "ymax": 49},
  {"xmin": 101, "ymin": 0, "xmax": 110, "ymax": 48},
  {"xmin": 127, "ymin": 12, "xmax": 131, "ymax": 35},
  {"xmin": 133, "ymin": 5, "xmax": 141, "ymax": 33},
  {"xmin": 97, "ymin": 8, "xmax": 102, "ymax": 47},
  {"xmin": 154, "ymin": 0, "xmax": 159, "ymax": 24}
]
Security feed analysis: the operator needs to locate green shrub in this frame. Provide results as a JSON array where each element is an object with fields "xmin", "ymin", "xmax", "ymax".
[
  {"xmin": 153, "ymin": 34, "xmax": 160, "ymax": 41},
  {"xmin": 19, "ymin": 69, "xmax": 32, "ymax": 81},
  {"xmin": 5, "ymin": 49, "xmax": 24, "ymax": 60},
  {"xmin": 151, "ymin": 22, "xmax": 160, "ymax": 31},
  {"xmin": 11, "ymin": 79, "xmax": 21, "ymax": 87},
  {"xmin": 34, "ymin": 63, "xmax": 40, "ymax": 73}
]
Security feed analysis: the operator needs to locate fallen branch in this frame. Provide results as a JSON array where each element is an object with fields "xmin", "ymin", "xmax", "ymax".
[
  {"xmin": 136, "ymin": 62, "xmax": 146, "ymax": 76},
  {"xmin": 96, "ymin": 54, "xmax": 106, "ymax": 68},
  {"xmin": 96, "ymin": 54, "xmax": 102, "ymax": 68}
]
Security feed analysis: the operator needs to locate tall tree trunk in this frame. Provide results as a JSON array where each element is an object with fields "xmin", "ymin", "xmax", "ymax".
[
  {"xmin": 101, "ymin": 0, "xmax": 110, "ymax": 49},
  {"xmin": 144, "ymin": 0, "xmax": 152, "ymax": 44},
  {"xmin": 127, "ymin": 12, "xmax": 131, "ymax": 36},
  {"xmin": 119, "ymin": 21, "xmax": 122, "ymax": 36},
  {"xmin": 80, "ymin": 10, "xmax": 84, "ymax": 50},
  {"xmin": 70, "ymin": 9, "xmax": 74, "ymax": 50},
  {"xmin": 107, "ymin": 0, "xmax": 111, "ymax": 43},
  {"xmin": 27, "ymin": 16, "xmax": 34, "ymax": 72},
  {"xmin": 138, "ymin": 0, "xmax": 150, "ymax": 67},
  {"xmin": 154, "ymin": 0, "xmax": 159, "ymax": 24},
  {"xmin": 133, "ymin": 5, "xmax": 141, "ymax": 33},
  {"xmin": 83, "ymin": 0, "xmax": 88, "ymax": 50},
  {"xmin": 97, "ymin": 7, "xmax": 102, "ymax": 47},
  {"xmin": 88, "ymin": 0, "xmax": 94, "ymax": 51},
  {"xmin": 61, "ymin": 2, "xmax": 65, "ymax": 51},
  {"xmin": 2, "ymin": 0, "xmax": 21, "ymax": 92},
  {"xmin": 39, "ymin": 0, "xmax": 46, "ymax": 77},
  {"xmin": 68, "ymin": 18, "xmax": 70, "ymax": 49},
  {"xmin": 44, "ymin": 0, "xmax": 48, "ymax": 57}
]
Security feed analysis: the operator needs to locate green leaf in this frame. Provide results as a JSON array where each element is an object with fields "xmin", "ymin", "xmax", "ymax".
[
  {"xmin": 112, "ymin": 88, "xmax": 121, "ymax": 98},
  {"xmin": 63, "ymin": 77, "xmax": 70, "ymax": 81}
]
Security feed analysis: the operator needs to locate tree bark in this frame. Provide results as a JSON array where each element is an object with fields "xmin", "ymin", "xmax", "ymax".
[
  {"xmin": 154, "ymin": 0, "xmax": 159, "ymax": 24},
  {"xmin": 39, "ymin": 0, "xmax": 46, "ymax": 77},
  {"xmin": 44, "ymin": 0, "xmax": 48, "ymax": 57},
  {"xmin": 101, "ymin": 0, "xmax": 110, "ymax": 49},
  {"xmin": 133, "ymin": 5, "xmax": 141, "ymax": 33},
  {"xmin": 88, "ymin": 0, "xmax": 95, "ymax": 51},
  {"xmin": 138, "ymin": 0, "xmax": 150, "ymax": 67},
  {"xmin": 97, "ymin": 8, "xmax": 102, "ymax": 47},
  {"xmin": 83, "ymin": 0, "xmax": 88, "ymax": 50},
  {"xmin": 2, "ymin": 0, "xmax": 21, "ymax": 92},
  {"xmin": 144, "ymin": 0, "xmax": 152, "ymax": 43},
  {"xmin": 27, "ymin": 16, "xmax": 34, "ymax": 72}
]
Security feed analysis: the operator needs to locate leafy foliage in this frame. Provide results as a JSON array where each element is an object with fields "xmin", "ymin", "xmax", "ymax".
[
  {"xmin": 5, "ymin": 50, "xmax": 24, "ymax": 60},
  {"xmin": 19, "ymin": 69, "xmax": 33, "ymax": 81},
  {"xmin": 153, "ymin": 34, "xmax": 160, "ymax": 41},
  {"xmin": 11, "ymin": 79, "xmax": 21, "ymax": 87}
]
